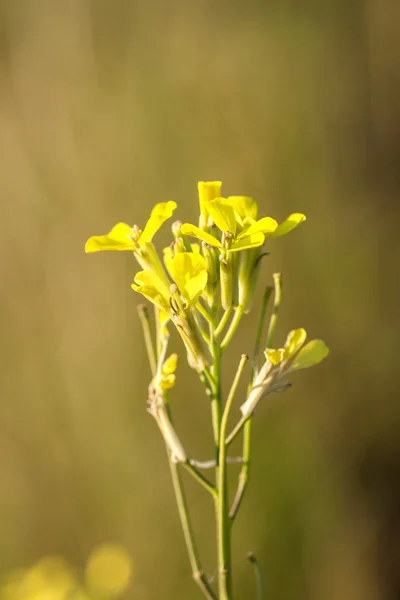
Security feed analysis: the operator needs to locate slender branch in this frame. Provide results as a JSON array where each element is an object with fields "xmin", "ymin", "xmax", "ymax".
[
  {"xmin": 137, "ymin": 304, "xmax": 157, "ymax": 377},
  {"xmin": 216, "ymin": 354, "xmax": 249, "ymax": 599},
  {"xmin": 229, "ymin": 419, "xmax": 251, "ymax": 519},
  {"xmin": 225, "ymin": 415, "xmax": 247, "ymax": 448},
  {"xmin": 247, "ymin": 552, "xmax": 264, "ymax": 600},
  {"xmin": 196, "ymin": 301, "xmax": 214, "ymax": 327},
  {"xmin": 253, "ymin": 286, "xmax": 273, "ymax": 365},
  {"xmin": 221, "ymin": 354, "xmax": 249, "ymax": 436},
  {"xmin": 183, "ymin": 461, "xmax": 217, "ymax": 498},
  {"xmin": 229, "ymin": 285, "xmax": 274, "ymax": 520},
  {"xmin": 265, "ymin": 273, "xmax": 282, "ymax": 348},
  {"xmin": 215, "ymin": 306, "xmax": 233, "ymax": 338},
  {"xmin": 220, "ymin": 306, "xmax": 244, "ymax": 351},
  {"xmin": 169, "ymin": 458, "xmax": 217, "ymax": 600}
]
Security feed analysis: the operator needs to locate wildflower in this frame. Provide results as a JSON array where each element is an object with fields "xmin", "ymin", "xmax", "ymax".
[
  {"xmin": 132, "ymin": 253, "xmax": 210, "ymax": 370},
  {"xmin": 85, "ymin": 201, "xmax": 177, "ymax": 284},
  {"xmin": 240, "ymin": 329, "xmax": 329, "ymax": 418}
]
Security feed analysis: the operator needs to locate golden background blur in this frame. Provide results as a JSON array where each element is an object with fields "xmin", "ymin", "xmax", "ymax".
[{"xmin": 0, "ymin": 1, "xmax": 399, "ymax": 598}]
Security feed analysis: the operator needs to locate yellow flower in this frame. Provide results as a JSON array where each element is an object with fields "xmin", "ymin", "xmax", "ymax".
[
  {"xmin": 85, "ymin": 201, "xmax": 177, "ymax": 253},
  {"xmin": 132, "ymin": 253, "xmax": 208, "ymax": 311},
  {"xmin": 181, "ymin": 197, "xmax": 306, "ymax": 252},
  {"xmin": 85, "ymin": 202, "xmax": 177, "ymax": 285},
  {"xmin": 132, "ymin": 253, "xmax": 209, "ymax": 370}
]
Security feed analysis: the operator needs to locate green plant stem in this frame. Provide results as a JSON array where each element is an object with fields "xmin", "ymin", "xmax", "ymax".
[
  {"xmin": 254, "ymin": 286, "xmax": 273, "ymax": 364},
  {"xmin": 225, "ymin": 415, "xmax": 247, "ymax": 447},
  {"xmin": 216, "ymin": 354, "xmax": 249, "ymax": 599},
  {"xmin": 247, "ymin": 552, "xmax": 264, "ymax": 600},
  {"xmin": 183, "ymin": 461, "xmax": 217, "ymax": 497},
  {"xmin": 221, "ymin": 306, "xmax": 244, "ymax": 351},
  {"xmin": 265, "ymin": 273, "xmax": 282, "ymax": 348},
  {"xmin": 169, "ymin": 457, "xmax": 217, "ymax": 600},
  {"xmin": 215, "ymin": 306, "xmax": 233, "ymax": 338},
  {"xmin": 137, "ymin": 304, "xmax": 157, "ymax": 377},
  {"xmin": 229, "ymin": 285, "xmax": 274, "ymax": 520},
  {"xmin": 229, "ymin": 418, "xmax": 251, "ymax": 520},
  {"xmin": 210, "ymin": 330, "xmax": 222, "ymax": 452},
  {"xmin": 196, "ymin": 301, "xmax": 214, "ymax": 327}
]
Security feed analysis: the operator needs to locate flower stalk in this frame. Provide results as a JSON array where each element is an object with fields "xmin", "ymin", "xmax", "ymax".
[{"xmin": 85, "ymin": 179, "xmax": 328, "ymax": 599}]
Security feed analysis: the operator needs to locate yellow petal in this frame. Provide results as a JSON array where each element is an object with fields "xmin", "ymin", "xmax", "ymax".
[
  {"xmin": 163, "ymin": 245, "xmax": 174, "ymax": 278},
  {"xmin": 160, "ymin": 374, "xmax": 176, "ymax": 389},
  {"xmin": 228, "ymin": 196, "xmax": 258, "ymax": 220},
  {"xmin": 265, "ymin": 348, "xmax": 285, "ymax": 365},
  {"xmin": 198, "ymin": 181, "xmax": 222, "ymax": 220},
  {"xmin": 270, "ymin": 213, "xmax": 306, "ymax": 237},
  {"xmin": 162, "ymin": 353, "xmax": 178, "ymax": 375},
  {"xmin": 140, "ymin": 201, "xmax": 177, "ymax": 244},
  {"xmin": 230, "ymin": 232, "xmax": 265, "ymax": 252},
  {"xmin": 236, "ymin": 216, "xmax": 278, "ymax": 240},
  {"xmin": 131, "ymin": 270, "xmax": 171, "ymax": 313},
  {"xmin": 181, "ymin": 223, "xmax": 222, "ymax": 247},
  {"xmin": 169, "ymin": 253, "xmax": 208, "ymax": 305},
  {"xmin": 284, "ymin": 328, "xmax": 307, "ymax": 360},
  {"xmin": 290, "ymin": 340, "xmax": 329, "ymax": 371},
  {"xmin": 207, "ymin": 198, "xmax": 237, "ymax": 234},
  {"xmin": 85, "ymin": 223, "xmax": 135, "ymax": 252}
]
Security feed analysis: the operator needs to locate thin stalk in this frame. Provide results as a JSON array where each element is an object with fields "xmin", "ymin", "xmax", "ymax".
[
  {"xmin": 253, "ymin": 286, "xmax": 273, "ymax": 365},
  {"xmin": 225, "ymin": 415, "xmax": 247, "ymax": 448},
  {"xmin": 169, "ymin": 458, "xmax": 217, "ymax": 600},
  {"xmin": 215, "ymin": 306, "xmax": 233, "ymax": 338},
  {"xmin": 247, "ymin": 552, "xmax": 264, "ymax": 600},
  {"xmin": 196, "ymin": 301, "xmax": 214, "ymax": 327},
  {"xmin": 217, "ymin": 354, "xmax": 249, "ymax": 599},
  {"xmin": 229, "ymin": 285, "xmax": 274, "ymax": 520},
  {"xmin": 137, "ymin": 304, "xmax": 157, "ymax": 377},
  {"xmin": 183, "ymin": 461, "xmax": 217, "ymax": 497},
  {"xmin": 229, "ymin": 419, "xmax": 251, "ymax": 519},
  {"xmin": 210, "ymin": 329, "xmax": 222, "ymax": 451},
  {"xmin": 265, "ymin": 273, "xmax": 282, "ymax": 348},
  {"xmin": 220, "ymin": 307, "xmax": 244, "ymax": 351}
]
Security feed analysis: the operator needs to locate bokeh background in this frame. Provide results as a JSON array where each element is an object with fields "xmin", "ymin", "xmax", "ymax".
[{"xmin": 1, "ymin": 1, "xmax": 400, "ymax": 598}]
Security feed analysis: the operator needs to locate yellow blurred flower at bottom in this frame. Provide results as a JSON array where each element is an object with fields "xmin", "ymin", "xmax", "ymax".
[
  {"xmin": 18, "ymin": 557, "xmax": 76, "ymax": 600},
  {"xmin": 85, "ymin": 544, "xmax": 132, "ymax": 596}
]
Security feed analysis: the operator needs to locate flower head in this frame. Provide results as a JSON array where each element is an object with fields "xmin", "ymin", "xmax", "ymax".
[
  {"xmin": 132, "ymin": 253, "xmax": 210, "ymax": 370},
  {"xmin": 85, "ymin": 201, "xmax": 177, "ymax": 253}
]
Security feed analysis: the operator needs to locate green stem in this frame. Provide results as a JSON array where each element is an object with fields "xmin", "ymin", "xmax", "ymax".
[
  {"xmin": 229, "ymin": 285, "xmax": 274, "ymax": 520},
  {"xmin": 183, "ymin": 461, "xmax": 217, "ymax": 497},
  {"xmin": 247, "ymin": 552, "xmax": 264, "ymax": 600},
  {"xmin": 220, "ymin": 307, "xmax": 244, "ymax": 351},
  {"xmin": 215, "ymin": 306, "xmax": 233, "ymax": 338},
  {"xmin": 265, "ymin": 273, "xmax": 282, "ymax": 348},
  {"xmin": 137, "ymin": 304, "xmax": 157, "ymax": 377},
  {"xmin": 254, "ymin": 286, "xmax": 273, "ymax": 363},
  {"xmin": 225, "ymin": 415, "xmax": 247, "ymax": 448},
  {"xmin": 217, "ymin": 354, "xmax": 249, "ymax": 599},
  {"xmin": 196, "ymin": 301, "xmax": 214, "ymax": 327},
  {"xmin": 169, "ymin": 458, "xmax": 217, "ymax": 600},
  {"xmin": 229, "ymin": 419, "xmax": 251, "ymax": 519}
]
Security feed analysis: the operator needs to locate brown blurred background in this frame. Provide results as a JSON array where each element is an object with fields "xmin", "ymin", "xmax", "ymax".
[{"xmin": 0, "ymin": 0, "xmax": 400, "ymax": 598}]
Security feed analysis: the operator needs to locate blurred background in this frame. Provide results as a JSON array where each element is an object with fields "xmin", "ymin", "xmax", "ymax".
[{"xmin": 0, "ymin": 0, "xmax": 399, "ymax": 598}]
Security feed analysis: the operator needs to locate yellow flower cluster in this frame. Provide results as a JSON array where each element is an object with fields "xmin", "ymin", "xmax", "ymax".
[{"xmin": 85, "ymin": 182, "xmax": 306, "ymax": 370}]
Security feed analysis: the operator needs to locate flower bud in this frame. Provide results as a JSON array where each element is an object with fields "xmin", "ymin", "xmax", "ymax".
[
  {"xmin": 237, "ymin": 247, "xmax": 263, "ymax": 313},
  {"xmin": 202, "ymin": 242, "xmax": 219, "ymax": 295},
  {"xmin": 170, "ymin": 284, "xmax": 210, "ymax": 370},
  {"xmin": 198, "ymin": 181, "xmax": 222, "ymax": 229}
]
